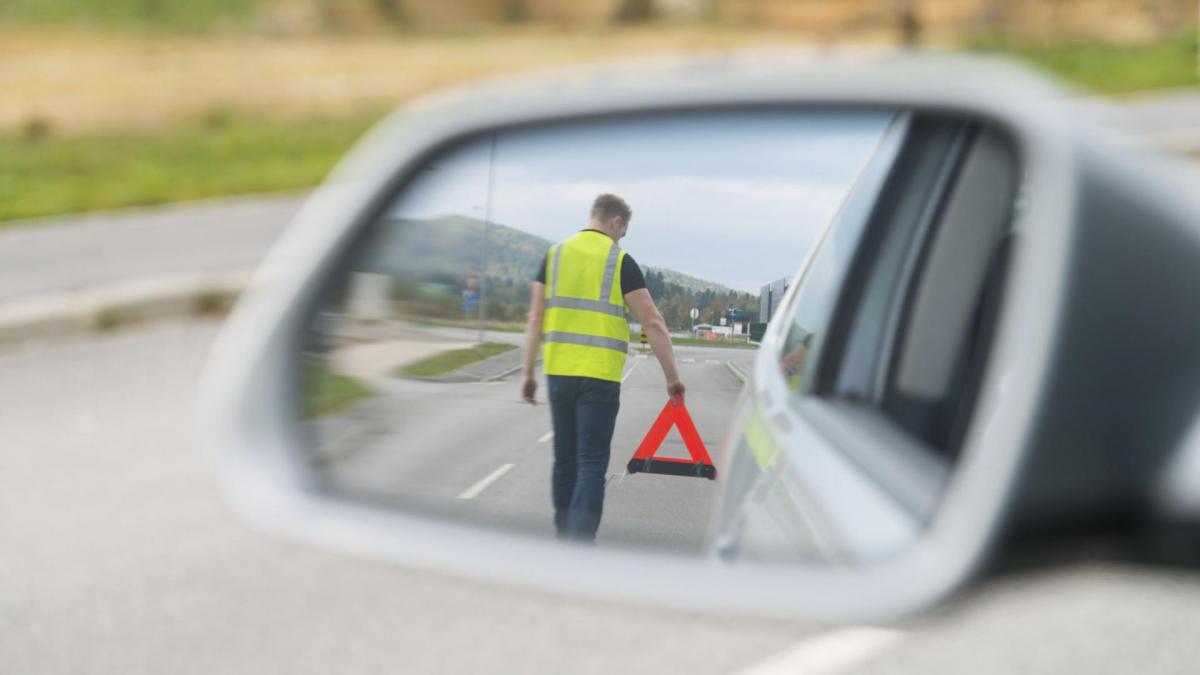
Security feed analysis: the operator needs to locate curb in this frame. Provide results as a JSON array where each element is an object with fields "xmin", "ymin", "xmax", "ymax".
[
  {"xmin": 0, "ymin": 269, "xmax": 252, "ymax": 348},
  {"xmin": 402, "ymin": 350, "xmax": 537, "ymax": 384},
  {"xmin": 482, "ymin": 361, "xmax": 528, "ymax": 383},
  {"xmin": 726, "ymin": 361, "xmax": 748, "ymax": 384}
]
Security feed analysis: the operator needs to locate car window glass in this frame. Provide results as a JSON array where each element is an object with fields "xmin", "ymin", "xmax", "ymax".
[
  {"xmin": 824, "ymin": 119, "xmax": 969, "ymax": 403},
  {"xmin": 778, "ymin": 216, "xmax": 863, "ymax": 391},
  {"xmin": 775, "ymin": 115, "xmax": 909, "ymax": 393}
]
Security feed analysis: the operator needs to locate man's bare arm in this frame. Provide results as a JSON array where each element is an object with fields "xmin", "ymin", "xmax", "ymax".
[
  {"xmin": 520, "ymin": 282, "xmax": 547, "ymax": 404},
  {"xmin": 625, "ymin": 288, "xmax": 685, "ymax": 403}
]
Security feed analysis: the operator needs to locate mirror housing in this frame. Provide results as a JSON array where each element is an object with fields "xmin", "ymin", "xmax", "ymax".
[{"xmin": 199, "ymin": 53, "xmax": 1200, "ymax": 620}]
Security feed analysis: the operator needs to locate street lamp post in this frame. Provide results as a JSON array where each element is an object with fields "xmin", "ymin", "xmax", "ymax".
[{"xmin": 478, "ymin": 133, "xmax": 498, "ymax": 351}]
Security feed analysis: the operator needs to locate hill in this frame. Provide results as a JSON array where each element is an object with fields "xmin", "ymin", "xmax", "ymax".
[
  {"xmin": 365, "ymin": 214, "xmax": 758, "ymax": 327},
  {"xmin": 645, "ymin": 266, "xmax": 739, "ymax": 296}
]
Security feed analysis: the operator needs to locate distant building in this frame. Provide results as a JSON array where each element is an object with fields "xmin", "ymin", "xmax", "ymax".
[
  {"xmin": 347, "ymin": 272, "xmax": 392, "ymax": 321},
  {"xmin": 759, "ymin": 277, "xmax": 790, "ymax": 323}
]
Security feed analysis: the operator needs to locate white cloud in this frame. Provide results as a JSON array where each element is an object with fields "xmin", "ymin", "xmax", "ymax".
[
  {"xmin": 487, "ymin": 175, "xmax": 851, "ymax": 290},
  {"xmin": 387, "ymin": 110, "xmax": 889, "ymax": 290}
]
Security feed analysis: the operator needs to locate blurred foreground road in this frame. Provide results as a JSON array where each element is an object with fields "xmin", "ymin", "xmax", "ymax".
[
  {"xmin": 4, "ymin": 321, "xmax": 1200, "ymax": 673},
  {"xmin": 0, "ymin": 321, "xmax": 820, "ymax": 674}
]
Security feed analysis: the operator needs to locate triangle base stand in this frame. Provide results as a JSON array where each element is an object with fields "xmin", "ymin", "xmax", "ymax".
[{"xmin": 627, "ymin": 457, "xmax": 717, "ymax": 480}]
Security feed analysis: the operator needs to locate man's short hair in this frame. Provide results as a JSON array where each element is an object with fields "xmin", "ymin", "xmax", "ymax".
[{"xmin": 591, "ymin": 193, "xmax": 632, "ymax": 226}]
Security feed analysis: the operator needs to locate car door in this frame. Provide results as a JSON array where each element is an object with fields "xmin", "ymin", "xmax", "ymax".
[{"xmin": 711, "ymin": 112, "xmax": 1021, "ymax": 566}]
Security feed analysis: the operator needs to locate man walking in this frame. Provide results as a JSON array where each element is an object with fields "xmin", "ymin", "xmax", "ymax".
[{"xmin": 520, "ymin": 194, "xmax": 685, "ymax": 542}]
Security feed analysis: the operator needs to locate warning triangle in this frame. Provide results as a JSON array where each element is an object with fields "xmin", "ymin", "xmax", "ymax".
[{"xmin": 626, "ymin": 398, "xmax": 717, "ymax": 480}]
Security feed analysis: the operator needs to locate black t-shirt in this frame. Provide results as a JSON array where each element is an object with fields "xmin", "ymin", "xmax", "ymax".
[{"xmin": 533, "ymin": 230, "xmax": 647, "ymax": 296}]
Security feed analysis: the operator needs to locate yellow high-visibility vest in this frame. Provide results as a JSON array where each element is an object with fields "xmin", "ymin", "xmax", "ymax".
[{"xmin": 542, "ymin": 231, "xmax": 629, "ymax": 382}]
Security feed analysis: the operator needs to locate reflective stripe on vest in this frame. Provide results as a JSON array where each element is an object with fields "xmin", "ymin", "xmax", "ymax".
[{"xmin": 542, "ymin": 231, "xmax": 629, "ymax": 382}]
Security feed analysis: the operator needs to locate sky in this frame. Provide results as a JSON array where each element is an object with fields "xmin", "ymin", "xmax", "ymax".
[{"xmin": 389, "ymin": 109, "xmax": 895, "ymax": 293}]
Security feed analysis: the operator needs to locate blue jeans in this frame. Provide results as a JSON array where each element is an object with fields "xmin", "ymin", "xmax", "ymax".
[{"xmin": 546, "ymin": 375, "xmax": 621, "ymax": 542}]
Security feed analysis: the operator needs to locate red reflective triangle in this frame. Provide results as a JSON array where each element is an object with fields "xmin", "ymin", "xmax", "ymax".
[{"xmin": 626, "ymin": 398, "xmax": 717, "ymax": 480}]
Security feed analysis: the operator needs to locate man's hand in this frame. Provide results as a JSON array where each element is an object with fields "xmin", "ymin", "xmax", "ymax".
[
  {"xmin": 522, "ymin": 377, "xmax": 538, "ymax": 405},
  {"xmin": 626, "ymin": 288, "xmax": 686, "ymax": 408},
  {"xmin": 667, "ymin": 379, "xmax": 685, "ymax": 406}
]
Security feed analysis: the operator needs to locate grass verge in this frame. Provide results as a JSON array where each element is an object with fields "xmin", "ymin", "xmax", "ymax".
[
  {"xmin": 3, "ymin": 29, "xmax": 1196, "ymax": 225},
  {"xmin": 397, "ymin": 342, "xmax": 517, "ymax": 377},
  {"xmin": 306, "ymin": 365, "xmax": 373, "ymax": 418},
  {"xmin": 632, "ymin": 332, "xmax": 758, "ymax": 349},
  {"xmin": 0, "ymin": 109, "xmax": 381, "ymax": 224},
  {"xmin": 192, "ymin": 289, "xmax": 239, "ymax": 317},
  {"xmin": 407, "ymin": 318, "xmax": 527, "ymax": 334},
  {"xmin": 92, "ymin": 306, "xmax": 137, "ymax": 331},
  {"xmin": 974, "ymin": 31, "xmax": 1199, "ymax": 95},
  {"xmin": 0, "ymin": 0, "xmax": 265, "ymax": 32},
  {"xmin": 670, "ymin": 336, "xmax": 757, "ymax": 349}
]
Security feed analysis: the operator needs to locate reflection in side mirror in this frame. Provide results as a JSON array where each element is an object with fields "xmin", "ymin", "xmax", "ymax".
[{"xmin": 296, "ymin": 107, "xmax": 1020, "ymax": 564}]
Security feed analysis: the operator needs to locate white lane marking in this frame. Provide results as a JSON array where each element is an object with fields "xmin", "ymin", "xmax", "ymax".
[
  {"xmin": 730, "ymin": 627, "xmax": 904, "ymax": 675},
  {"xmin": 681, "ymin": 357, "xmax": 696, "ymax": 364},
  {"xmin": 456, "ymin": 463, "xmax": 515, "ymax": 500},
  {"xmin": 537, "ymin": 431, "xmax": 554, "ymax": 443},
  {"xmin": 621, "ymin": 358, "xmax": 642, "ymax": 383}
]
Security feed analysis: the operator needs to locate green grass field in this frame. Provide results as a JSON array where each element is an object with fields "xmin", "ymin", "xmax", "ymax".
[
  {"xmin": 0, "ymin": 0, "xmax": 264, "ymax": 31},
  {"xmin": 0, "ymin": 110, "xmax": 380, "ymax": 223},
  {"xmin": 972, "ymin": 31, "xmax": 1199, "ymax": 95},
  {"xmin": 1, "ymin": 28, "xmax": 1195, "ymax": 225},
  {"xmin": 305, "ymin": 365, "xmax": 373, "ymax": 418},
  {"xmin": 397, "ymin": 342, "xmax": 517, "ymax": 378}
]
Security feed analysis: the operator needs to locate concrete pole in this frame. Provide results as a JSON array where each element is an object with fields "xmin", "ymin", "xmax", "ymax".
[{"xmin": 478, "ymin": 133, "xmax": 498, "ymax": 350}]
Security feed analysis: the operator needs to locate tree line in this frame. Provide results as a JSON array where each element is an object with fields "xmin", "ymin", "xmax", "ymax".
[
  {"xmin": 642, "ymin": 268, "xmax": 759, "ymax": 331},
  {"xmin": 388, "ymin": 268, "xmax": 760, "ymax": 331}
]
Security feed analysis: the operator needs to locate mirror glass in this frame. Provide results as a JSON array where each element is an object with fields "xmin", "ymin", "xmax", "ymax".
[{"xmin": 298, "ymin": 107, "xmax": 1020, "ymax": 564}]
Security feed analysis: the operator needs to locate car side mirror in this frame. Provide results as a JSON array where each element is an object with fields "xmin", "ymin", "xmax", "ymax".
[{"xmin": 199, "ymin": 55, "xmax": 1200, "ymax": 620}]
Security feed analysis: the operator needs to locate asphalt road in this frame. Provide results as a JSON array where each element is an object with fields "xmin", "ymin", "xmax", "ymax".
[
  {"xmin": 317, "ymin": 344, "xmax": 754, "ymax": 554},
  {"xmin": 0, "ymin": 194, "xmax": 301, "ymax": 301},
  {"xmin": 7, "ymin": 320, "xmax": 1200, "ymax": 674}
]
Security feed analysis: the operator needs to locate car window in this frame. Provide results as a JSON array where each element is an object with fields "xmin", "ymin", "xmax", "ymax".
[
  {"xmin": 777, "ymin": 211, "xmax": 861, "ymax": 391},
  {"xmin": 820, "ymin": 117, "xmax": 971, "ymax": 403},
  {"xmin": 808, "ymin": 117, "xmax": 1020, "ymax": 461},
  {"xmin": 881, "ymin": 125, "xmax": 1019, "ymax": 457},
  {"xmin": 775, "ymin": 113, "xmax": 910, "ymax": 393}
]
